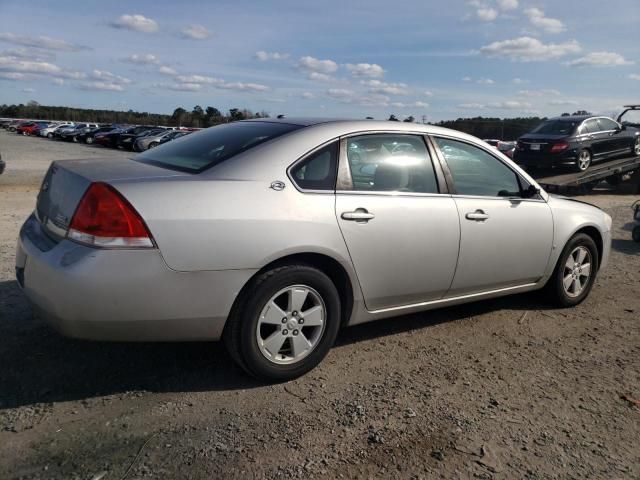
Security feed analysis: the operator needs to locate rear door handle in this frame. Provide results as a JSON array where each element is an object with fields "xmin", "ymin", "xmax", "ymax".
[
  {"xmin": 465, "ymin": 210, "xmax": 489, "ymax": 221},
  {"xmin": 341, "ymin": 209, "xmax": 375, "ymax": 222}
]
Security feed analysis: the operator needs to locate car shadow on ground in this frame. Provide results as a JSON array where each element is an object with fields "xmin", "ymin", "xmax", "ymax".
[
  {"xmin": 612, "ymin": 238, "xmax": 640, "ymax": 256},
  {"xmin": 0, "ymin": 279, "xmax": 550, "ymax": 409}
]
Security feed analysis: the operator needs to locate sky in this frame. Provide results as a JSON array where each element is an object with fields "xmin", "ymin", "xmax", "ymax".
[{"xmin": 0, "ymin": 0, "xmax": 639, "ymax": 121}]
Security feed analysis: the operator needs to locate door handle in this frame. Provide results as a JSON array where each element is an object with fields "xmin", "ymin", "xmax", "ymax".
[
  {"xmin": 465, "ymin": 210, "xmax": 489, "ymax": 221},
  {"xmin": 341, "ymin": 209, "xmax": 375, "ymax": 222}
]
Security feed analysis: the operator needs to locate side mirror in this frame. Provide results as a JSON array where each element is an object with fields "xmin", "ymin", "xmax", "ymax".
[{"xmin": 523, "ymin": 184, "xmax": 540, "ymax": 199}]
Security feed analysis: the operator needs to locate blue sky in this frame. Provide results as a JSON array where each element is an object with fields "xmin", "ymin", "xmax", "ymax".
[{"xmin": 0, "ymin": 0, "xmax": 638, "ymax": 121}]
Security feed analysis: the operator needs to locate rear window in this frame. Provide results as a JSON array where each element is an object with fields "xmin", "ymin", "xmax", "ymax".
[
  {"xmin": 531, "ymin": 120, "xmax": 578, "ymax": 135},
  {"xmin": 135, "ymin": 121, "xmax": 302, "ymax": 173}
]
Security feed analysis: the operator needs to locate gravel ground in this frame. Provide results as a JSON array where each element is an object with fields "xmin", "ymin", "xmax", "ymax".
[{"xmin": 0, "ymin": 130, "xmax": 639, "ymax": 479}]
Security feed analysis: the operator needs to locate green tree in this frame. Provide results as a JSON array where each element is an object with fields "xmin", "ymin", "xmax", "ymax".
[
  {"xmin": 403, "ymin": 115, "xmax": 415, "ymax": 123},
  {"xmin": 388, "ymin": 114, "xmax": 399, "ymax": 121}
]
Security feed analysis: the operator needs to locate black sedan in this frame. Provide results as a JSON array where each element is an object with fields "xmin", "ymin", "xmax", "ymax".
[
  {"xmin": 514, "ymin": 115, "xmax": 640, "ymax": 172},
  {"xmin": 76, "ymin": 126, "xmax": 116, "ymax": 144}
]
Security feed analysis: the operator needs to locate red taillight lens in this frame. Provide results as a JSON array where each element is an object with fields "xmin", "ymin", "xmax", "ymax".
[
  {"xmin": 550, "ymin": 141, "xmax": 569, "ymax": 153},
  {"xmin": 68, "ymin": 182, "xmax": 154, "ymax": 248}
]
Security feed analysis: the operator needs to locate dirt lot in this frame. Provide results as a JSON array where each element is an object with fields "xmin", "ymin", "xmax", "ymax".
[{"xmin": 0, "ymin": 130, "xmax": 639, "ymax": 479}]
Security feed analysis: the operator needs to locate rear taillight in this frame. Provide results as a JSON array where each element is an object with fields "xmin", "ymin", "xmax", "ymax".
[
  {"xmin": 68, "ymin": 182, "xmax": 154, "ymax": 248},
  {"xmin": 550, "ymin": 141, "xmax": 569, "ymax": 153},
  {"xmin": 516, "ymin": 141, "xmax": 524, "ymax": 150}
]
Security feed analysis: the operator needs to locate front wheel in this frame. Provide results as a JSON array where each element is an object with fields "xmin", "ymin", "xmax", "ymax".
[
  {"xmin": 223, "ymin": 265, "xmax": 341, "ymax": 381},
  {"xmin": 148, "ymin": 142, "xmax": 159, "ymax": 149},
  {"xmin": 632, "ymin": 137, "xmax": 640, "ymax": 157},
  {"xmin": 47, "ymin": 132, "xmax": 53, "ymax": 139},
  {"xmin": 546, "ymin": 233, "xmax": 599, "ymax": 307},
  {"xmin": 575, "ymin": 149, "xmax": 592, "ymax": 172},
  {"xmin": 85, "ymin": 136, "xmax": 94, "ymax": 145}
]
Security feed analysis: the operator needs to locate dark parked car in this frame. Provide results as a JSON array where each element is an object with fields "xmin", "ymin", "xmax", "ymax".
[
  {"xmin": 94, "ymin": 126, "xmax": 153, "ymax": 148},
  {"xmin": 514, "ymin": 115, "xmax": 640, "ymax": 172},
  {"xmin": 119, "ymin": 127, "xmax": 165, "ymax": 150},
  {"xmin": 59, "ymin": 123, "xmax": 99, "ymax": 141},
  {"xmin": 76, "ymin": 126, "xmax": 117, "ymax": 144}
]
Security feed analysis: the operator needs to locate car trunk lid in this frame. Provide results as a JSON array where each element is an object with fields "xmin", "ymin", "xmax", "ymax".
[{"xmin": 36, "ymin": 158, "xmax": 189, "ymax": 241}]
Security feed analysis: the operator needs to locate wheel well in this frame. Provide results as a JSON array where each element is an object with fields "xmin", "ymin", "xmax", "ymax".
[
  {"xmin": 247, "ymin": 253, "xmax": 355, "ymax": 327},
  {"xmin": 575, "ymin": 226, "xmax": 603, "ymax": 268}
]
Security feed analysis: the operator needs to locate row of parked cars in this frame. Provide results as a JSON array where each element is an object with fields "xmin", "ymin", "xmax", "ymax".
[{"xmin": 1, "ymin": 119, "xmax": 196, "ymax": 152}]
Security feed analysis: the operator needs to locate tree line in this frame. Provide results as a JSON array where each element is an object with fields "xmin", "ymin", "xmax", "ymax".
[
  {"xmin": 1, "ymin": 102, "xmax": 588, "ymax": 140},
  {"xmin": 0, "ymin": 102, "xmax": 270, "ymax": 128}
]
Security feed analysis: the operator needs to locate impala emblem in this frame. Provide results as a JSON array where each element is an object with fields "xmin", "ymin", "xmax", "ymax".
[{"xmin": 270, "ymin": 181, "xmax": 285, "ymax": 191}]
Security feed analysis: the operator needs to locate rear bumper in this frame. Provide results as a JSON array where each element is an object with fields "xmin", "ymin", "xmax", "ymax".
[
  {"xmin": 17, "ymin": 215, "xmax": 256, "ymax": 342},
  {"xmin": 514, "ymin": 150, "xmax": 578, "ymax": 167}
]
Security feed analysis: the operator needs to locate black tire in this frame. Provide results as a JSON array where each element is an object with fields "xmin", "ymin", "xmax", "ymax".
[
  {"xmin": 575, "ymin": 149, "xmax": 592, "ymax": 172},
  {"xmin": 605, "ymin": 174, "xmax": 621, "ymax": 186},
  {"xmin": 632, "ymin": 137, "xmax": 640, "ymax": 157},
  {"xmin": 546, "ymin": 233, "xmax": 599, "ymax": 307},
  {"xmin": 47, "ymin": 132, "xmax": 53, "ymax": 139},
  {"xmin": 223, "ymin": 264, "xmax": 341, "ymax": 381},
  {"xmin": 633, "ymin": 226, "xmax": 640, "ymax": 243},
  {"xmin": 148, "ymin": 142, "xmax": 159, "ymax": 149}
]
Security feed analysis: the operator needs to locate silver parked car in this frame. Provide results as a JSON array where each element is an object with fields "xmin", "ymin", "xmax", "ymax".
[
  {"xmin": 133, "ymin": 129, "xmax": 188, "ymax": 152},
  {"xmin": 16, "ymin": 119, "xmax": 612, "ymax": 380}
]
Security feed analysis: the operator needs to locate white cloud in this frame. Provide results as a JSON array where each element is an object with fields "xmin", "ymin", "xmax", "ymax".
[
  {"xmin": 175, "ymin": 74, "xmax": 221, "ymax": 85},
  {"xmin": 122, "ymin": 53, "xmax": 160, "ymax": 65},
  {"xmin": 548, "ymin": 99, "xmax": 578, "ymax": 106},
  {"xmin": 307, "ymin": 72, "xmax": 336, "ymax": 82},
  {"xmin": 363, "ymin": 79, "xmax": 410, "ymax": 95},
  {"xmin": 512, "ymin": 77, "xmax": 527, "ymax": 84},
  {"xmin": 0, "ymin": 54, "xmax": 85, "ymax": 79},
  {"xmin": 497, "ymin": 0, "xmax": 518, "ymax": 10},
  {"xmin": 345, "ymin": 63, "xmax": 385, "ymax": 78},
  {"xmin": 462, "ymin": 76, "xmax": 472, "ymax": 82},
  {"xmin": 218, "ymin": 81, "xmax": 269, "ymax": 92},
  {"xmin": 110, "ymin": 14, "xmax": 159, "ymax": 34},
  {"xmin": 0, "ymin": 71, "xmax": 25, "ymax": 80},
  {"xmin": 156, "ymin": 82, "xmax": 202, "ymax": 92},
  {"xmin": 629, "ymin": 74, "xmax": 640, "ymax": 80},
  {"xmin": 327, "ymin": 88, "xmax": 354, "ymax": 100},
  {"xmin": 301, "ymin": 92, "xmax": 316, "ymax": 99},
  {"xmin": 458, "ymin": 103, "xmax": 485, "ymax": 109},
  {"xmin": 181, "ymin": 24, "xmax": 212, "ymax": 40},
  {"xmin": 90, "ymin": 69, "xmax": 131, "ymax": 85},
  {"xmin": 424, "ymin": 91, "xmax": 433, "ymax": 97},
  {"xmin": 480, "ymin": 36, "xmax": 580, "ymax": 61},
  {"xmin": 21, "ymin": 87, "xmax": 35, "ymax": 93},
  {"xmin": 52, "ymin": 78, "xmax": 64, "ymax": 85},
  {"xmin": 568, "ymin": 51, "xmax": 633, "ymax": 67},
  {"xmin": 390, "ymin": 101, "xmax": 429, "ymax": 109},
  {"xmin": 78, "ymin": 81, "xmax": 124, "ymax": 92},
  {"xmin": 297, "ymin": 56, "xmax": 338, "ymax": 74},
  {"xmin": 524, "ymin": 8, "xmax": 565, "ymax": 34},
  {"xmin": 158, "ymin": 65, "xmax": 177, "ymax": 76},
  {"xmin": 477, "ymin": 7, "xmax": 498, "ymax": 21},
  {"xmin": 476, "ymin": 78, "xmax": 495, "ymax": 85},
  {"xmin": 1, "ymin": 47, "xmax": 55, "ymax": 61},
  {"xmin": 488, "ymin": 100, "xmax": 532, "ymax": 109},
  {"xmin": 518, "ymin": 89, "xmax": 560, "ymax": 96},
  {"xmin": 0, "ymin": 32, "xmax": 89, "ymax": 51},
  {"xmin": 255, "ymin": 51, "xmax": 290, "ymax": 61}
]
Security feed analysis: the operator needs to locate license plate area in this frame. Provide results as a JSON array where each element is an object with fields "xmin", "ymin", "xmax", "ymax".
[{"xmin": 530, "ymin": 144, "xmax": 541, "ymax": 151}]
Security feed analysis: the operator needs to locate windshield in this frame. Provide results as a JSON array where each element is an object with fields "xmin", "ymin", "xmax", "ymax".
[
  {"xmin": 531, "ymin": 120, "xmax": 579, "ymax": 135},
  {"xmin": 135, "ymin": 121, "xmax": 303, "ymax": 173}
]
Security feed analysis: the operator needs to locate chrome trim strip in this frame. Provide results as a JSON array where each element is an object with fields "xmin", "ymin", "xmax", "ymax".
[{"xmin": 369, "ymin": 283, "xmax": 538, "ymax": 314}]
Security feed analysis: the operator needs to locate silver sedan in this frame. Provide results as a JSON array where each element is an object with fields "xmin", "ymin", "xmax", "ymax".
[{"xmin": 16, "ymin": 119, "xmax": 612, "ymax": 380}]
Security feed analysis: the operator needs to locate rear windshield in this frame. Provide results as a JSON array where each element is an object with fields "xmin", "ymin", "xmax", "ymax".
[
  {"xmin": 531, "ymin": 120, "xmax": 579, "ymax": 135},
  {"xmin": 134, "ymin": 121, "xmax": 302, "ymax": 173}
]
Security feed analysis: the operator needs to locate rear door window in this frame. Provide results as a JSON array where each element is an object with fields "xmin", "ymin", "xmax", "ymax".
[
  {"xmin": 345, "ymin": 134, "xmax": 439, "ymax": 193},
  {"xmin": 596, "ymin": 118, "xmax": 619, "ymax": 131},
  {"xmin": 582, "ymin": 119, "xmax": 600, "ymax": 133}
]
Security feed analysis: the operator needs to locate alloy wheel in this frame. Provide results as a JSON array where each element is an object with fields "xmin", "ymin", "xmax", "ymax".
[
  {"xmin": 634, "ymin": 138, "xmax": 640, "ymax": 156},
  {"xmin": 563, "ymin": 246, "xmax": 592, "ymax": 297},
  {"xmin": 256, "ymin": 285, "xmax": 326, "ymax": 365},
  {"xmin": 577, "ymin": 150, "xmax": 591, "ymax": 171}
]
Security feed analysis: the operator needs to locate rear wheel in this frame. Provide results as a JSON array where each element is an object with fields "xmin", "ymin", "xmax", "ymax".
[
  {"xmin": 148, "ymin": 142, "xmax": 159, "ymax": 149},
  {"xmin": 223, "ymin": 265, "xmax": 341, "ymax": 381},
  {"xmin": 546, "ymin": 233, "xmax": 598, "ymax": 307},
  {"xmin": 47, "ymin": 132, "xmax": 53, "ymax": 139},
  {"xmin": 85, "ymin": 136, "xmax": 94, "ymax": 145},
  {"xmin": 575, "ymin": 149, "xmax": 592, "ymax": 172}
]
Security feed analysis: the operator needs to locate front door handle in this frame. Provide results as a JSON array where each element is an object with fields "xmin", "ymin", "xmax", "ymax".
[
  {"xmin": 341, "ymin": 209, "xmax": 375, "ymax": 222},
  {"xmin": 465, "ymin": 210, "xmax": 489, "ymax": 221}
]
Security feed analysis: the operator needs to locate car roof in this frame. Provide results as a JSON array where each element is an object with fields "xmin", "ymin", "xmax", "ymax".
[{"xmin": 547, "ymin": 115, "xmax": 593, "ymax": 122}]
